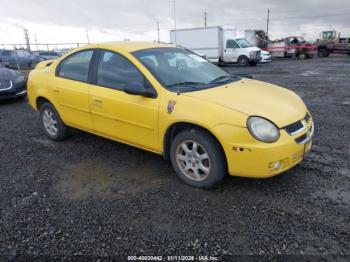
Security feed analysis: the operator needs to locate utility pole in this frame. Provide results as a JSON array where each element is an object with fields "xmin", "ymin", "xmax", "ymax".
[
  {"xmin": 266, "ymin": 8, "xmax": 270, "ymax": 35},
  {"xmin": 34, "ymin": 34, "xmax": 39, "ymax": 51},
  {"xmin": 156, "ymin": 21, "xmax": 160, "ymax": 43},
  {"xmin": 173, "ymin": 0, "xmax": 177, "ymax": 43},
  {"xmin": 24, "ymin": 28, "xmax": 30, "ymax": 51},
  {"xmin": 85, "ymin": 28, "xmax": 90, "ymax": 44},
  {"xmin": 204, "ymin": 12, "xmax": 207, "ymax": 27}
]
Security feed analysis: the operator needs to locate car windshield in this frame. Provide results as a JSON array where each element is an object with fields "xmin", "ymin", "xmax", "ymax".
[
  {"xmin": 132, "ymin": 47, "xmax": 240, "ymax": 92},
  {"xmin": 235, "ymin": 38, "xmax": 253, "ymax": 48}
]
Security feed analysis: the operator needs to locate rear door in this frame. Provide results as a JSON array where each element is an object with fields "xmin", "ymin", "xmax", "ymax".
[{"xmin": 48, "ymin": 49, "xmax": 94, "ymax": 131}]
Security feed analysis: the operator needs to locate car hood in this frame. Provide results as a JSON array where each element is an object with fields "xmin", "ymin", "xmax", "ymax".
[
  {"xmin": 183, "ymin": 79, "xmax": 307, "ymax": 128},
  {"xmin": 0, "ymin": 67, "xmax": 22, "ymax": 81}
]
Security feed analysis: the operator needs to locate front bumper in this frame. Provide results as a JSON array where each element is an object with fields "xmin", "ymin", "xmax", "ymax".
[
  {"xmin": 260, "ymin": 55, "xmax": 272, "ymax": 63},
  {"xmin": 0, "ymin": 81, "xmax": 27, "ymax": 100},
  {"xmin": 213, "ymin": 116, "xmax": 314, "ymax": 178}
]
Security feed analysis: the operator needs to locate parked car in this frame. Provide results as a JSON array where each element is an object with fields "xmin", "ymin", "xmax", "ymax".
[
  {"xmin": 260, "ymin": 50, "xmax": 272, "ymax": 63},
  {"xmin": 27, "ymin": 42, "xmax": 314, "ymax": 189},
  {"xmin": 37, "ymin": 51, "xmax": 61, "ymax": 60},
  {"xmin": 0, "ymin": 63, "xmax": 27, "ymax": 100},
  {"xmin": 0, "ymin": 49, "xmax": 44, "ymax": 69},
  {"xmin": 170, "ymin": 26, "xmax": 261, "ymax": 66}
]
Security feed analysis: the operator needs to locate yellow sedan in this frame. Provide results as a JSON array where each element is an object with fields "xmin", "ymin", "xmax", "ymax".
[{"xmin": 27, "ymin": 42, "xmax": 314, "ymax": 188}]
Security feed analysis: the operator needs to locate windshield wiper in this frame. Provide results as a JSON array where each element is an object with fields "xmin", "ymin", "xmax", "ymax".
[
  {"xmin": 209, "ymin": 75, "xmax": 233, "ymax": 84},
  {"xmin": 166, "ymin": 81, "xmax": 207, "ymax": 88}
]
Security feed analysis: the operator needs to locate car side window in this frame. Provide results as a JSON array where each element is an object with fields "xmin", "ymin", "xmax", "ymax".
[
  {"xmin": 58, "ymin": 50, "xmax": 93, "ymax": 82},
  {"xmin": 96, "ymin": 50, "xmax": 144, "ymax": 90},
  {"xmin": 226, "ymin": 40, "xmax": 239, "ymax": 49}
]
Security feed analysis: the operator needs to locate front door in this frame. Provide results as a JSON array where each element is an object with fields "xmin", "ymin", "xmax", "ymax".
[
  {"xmin": 89, "ymin": 49, "xmax": 159, "ymax": 152},
  {"xmin": 223, "ymin": 39, "xmax": 241, "ymax": 62},
  {"xmin": 49, "ymin": 49, "xmax": 94, "ymax": 131}
]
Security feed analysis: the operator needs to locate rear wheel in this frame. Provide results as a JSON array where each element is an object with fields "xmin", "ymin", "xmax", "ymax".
[
  {"xmin": 237, "ymin": 56, "xmax": 249, "ymax": 66},
  {"xmin": 40, "ymin": 102, "xmax": 70, "ymax": 141},
  {"xmin": 170, "ymin": 128, "xmax": 227, "ymax": 189},
  {"xmin": 298, "ymin": 51, "xmax": 307, "ymax": 59},
  {"xmin": 318, "ymin": 48, "xmax": 329, "ymax": 57}
]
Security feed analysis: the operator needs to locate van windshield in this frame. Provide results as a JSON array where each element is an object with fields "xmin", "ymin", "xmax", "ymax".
[
  {"xmin": 235, "ymin": 38, "xmax": 253, "ymax": 48},
  {"xmin": 132, "ymin": 47, "xmax": 240, "ymax": 93}
]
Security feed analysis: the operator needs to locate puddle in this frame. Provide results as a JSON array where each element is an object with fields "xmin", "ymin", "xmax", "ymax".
[{"xmin": 55, "ymin": 159, "xmax": 165, "ymax": 200}]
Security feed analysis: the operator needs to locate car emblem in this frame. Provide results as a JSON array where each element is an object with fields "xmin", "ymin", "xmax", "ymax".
[{"xmin": 167, "ymin": 100, "xmax": 176, "ymax": 114}]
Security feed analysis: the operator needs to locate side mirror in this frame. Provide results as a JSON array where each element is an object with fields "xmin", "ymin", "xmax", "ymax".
[{"xmin": 123, "ymin": 81, "xmax": 157, "ymax": 98}]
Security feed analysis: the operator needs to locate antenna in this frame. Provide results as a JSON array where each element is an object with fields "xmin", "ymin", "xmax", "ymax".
[{"xmin": 204, "ymin": 12, "xmax": 207, "ymax": 27}]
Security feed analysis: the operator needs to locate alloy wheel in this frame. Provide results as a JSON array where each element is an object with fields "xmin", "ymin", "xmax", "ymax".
[
  {"xmin": 42, "ymin": 109, "xmax": 58, "ymax": 136},
  {"xmin": 176, "ymin": 140, "xmax": 211, "ymax": 181}
]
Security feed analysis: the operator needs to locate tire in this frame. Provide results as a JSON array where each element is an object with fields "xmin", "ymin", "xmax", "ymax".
[
  {"xmin": 237, "ymin": 56, "xmax": 249, "ymax": 66},
  {"xmin": 170, "ymin": 128, "xmax": 227, "ymax": 189},
  {"xmin": 249, "ymin": 61, "xmax": 258, "ymax": 66},
  {"xmin": 298, "ymin": 51, "xmax": 307, "ymax": 59},
  {"xmin": 39, "ymin": 102, "xmax": 70, "ymax": 141},
  {"xmin": 317, "ymin": 48, "xmax": 329, "ymax": 58}
]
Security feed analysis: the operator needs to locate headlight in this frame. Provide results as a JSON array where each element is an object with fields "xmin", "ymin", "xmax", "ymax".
[
  {"xmin": 247, "ymin": 116, "xmax": 280, "ymax": 143},
  {"xmin": 14, "ymin": 76, "xmax": 25, "ymax": 84}
]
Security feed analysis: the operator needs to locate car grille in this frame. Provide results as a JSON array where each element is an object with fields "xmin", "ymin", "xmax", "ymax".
[
  {"xmin": 285, "ymin": 121, "xmax": 304, "ymax": 135},
  {"xmin": 0, "ymin": 80, "xmax": 12, "ymax": 90},
  {"xmin": 284, "ymin": 113, "xmax": 311, "ymax": 135}
]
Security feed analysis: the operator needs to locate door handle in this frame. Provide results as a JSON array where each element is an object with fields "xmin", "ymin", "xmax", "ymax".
[{"xmin": 92, "ymin": 97, "xmax": 103, "ymax": 107}]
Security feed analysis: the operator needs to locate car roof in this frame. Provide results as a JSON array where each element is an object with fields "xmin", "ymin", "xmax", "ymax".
[{"xmin": 79, "ymin": 41, "xmax": 175, "ymax": 53}]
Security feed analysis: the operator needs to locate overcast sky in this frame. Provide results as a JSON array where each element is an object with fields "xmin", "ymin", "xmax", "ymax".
[{"xmin": 1, "ymin": 0, "xmax": 350, "ymax": 50}]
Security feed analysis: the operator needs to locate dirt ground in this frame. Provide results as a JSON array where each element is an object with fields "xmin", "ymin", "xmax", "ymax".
[{"xmin": 0, "ymin": 56, "xmax": 349, "ymax": 261}]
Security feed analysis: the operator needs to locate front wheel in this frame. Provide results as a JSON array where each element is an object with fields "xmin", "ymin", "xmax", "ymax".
[
  {"xmin": 40, "ymin": 102, "xmax": 70, "ymax": 141},
  {"xmin": 170, "ymin": 129, "xmax": 227, "ymax": 189},
  {"xmin": 237, "ymin": 56, "xmax": 249, "ymax": 66}
]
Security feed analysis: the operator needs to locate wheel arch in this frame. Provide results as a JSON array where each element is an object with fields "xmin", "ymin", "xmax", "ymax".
[
  {"xmin": 163, "ymin": 122, "xmax": 227, "ymax": 165},
  {"xmin": 36, "ymin": 96, "xmax": 52, "ymax": 110}
]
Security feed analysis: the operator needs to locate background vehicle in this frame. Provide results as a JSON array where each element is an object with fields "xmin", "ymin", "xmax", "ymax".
[
  {"xmin": 260, "ymin": 50, "xmax": 272, "ymax": 63},
  {"xmin": 315, "ymin": 31, "xmax": 350, "ymax": 57},
  {"xmin": 0, "ymin": 63, "xmax": 27, "ymax": 100},
  {"xmin": 35, "ymin": 51, "xmax": 61, "ymax": 60},
  {"xmin": 245, "ymin": 30, "xmax": 316, "ymax": 59},
  {"xmin": 170, "ymin": 26, "xmax": 261, "ymax": 66},
  {"xmin": 0, "ymin": 49, "xmax": 44, "ymax": 69},
  {"xmin": 267, "ymin": 36, "xmax": 316, "ymax": 59}
]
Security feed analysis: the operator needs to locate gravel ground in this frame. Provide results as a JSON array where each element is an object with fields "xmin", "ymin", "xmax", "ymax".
[{"xmin": 0, "ymin": 56, "xmax": 349, "ymax": 261}]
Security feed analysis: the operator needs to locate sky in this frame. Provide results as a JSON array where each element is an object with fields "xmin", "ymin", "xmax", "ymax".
[{"xmin": 0, "ymin": 0, "xmax": 350, "ymax": 50}]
